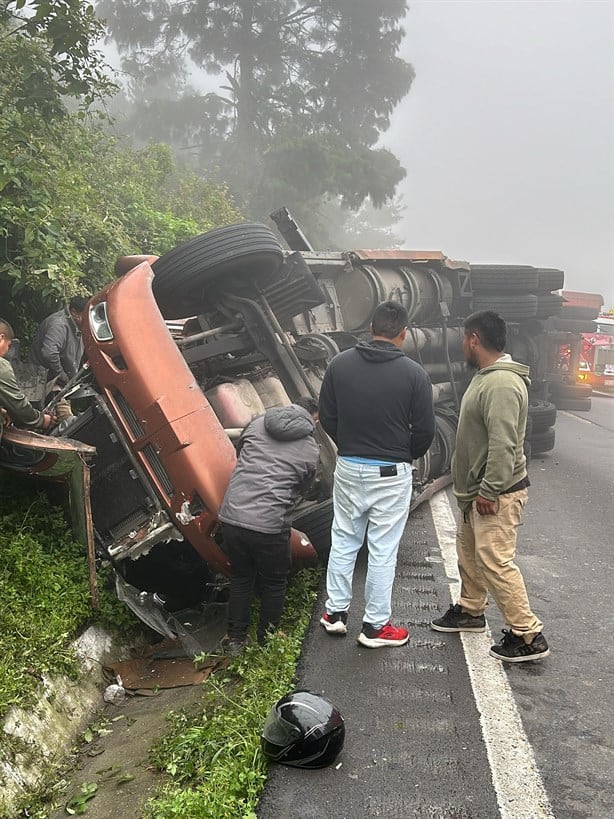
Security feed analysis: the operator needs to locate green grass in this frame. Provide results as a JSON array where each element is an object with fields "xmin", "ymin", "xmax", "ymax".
[
  {"xmin": 0, "ymin": 476, "xmax": 135, "ymax": 720},
  {"xmin": 0, "ymin": 474, "xmax": 322, "ymax": 817},
  {"xmin": 145, "ymin": 569, "xmax": 322, "ymax": 819}
]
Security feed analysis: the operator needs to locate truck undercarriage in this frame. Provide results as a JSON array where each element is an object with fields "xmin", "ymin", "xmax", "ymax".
[{"xmin": 1, "ymin": 213, "xmax": 582, "ymax": 639}]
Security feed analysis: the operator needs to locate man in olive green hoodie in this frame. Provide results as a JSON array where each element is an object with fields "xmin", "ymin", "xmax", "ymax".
[
  {"xmin": 431, "ymin": 310, "xmax": 549, "ymax": 662},
  {"xmin": 0, "ymin": 319, "xmax": 54, "ymax": 441}
]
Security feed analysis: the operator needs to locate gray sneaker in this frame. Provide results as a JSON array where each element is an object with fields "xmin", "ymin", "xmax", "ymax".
[{"xmin": 431, "ymin": 603, "xmax": 486, "ymax": 633}]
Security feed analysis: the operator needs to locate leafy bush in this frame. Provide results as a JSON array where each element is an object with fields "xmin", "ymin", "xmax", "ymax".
[
  {"xmin": 0, "ymin": 112, "xmax": 241, "ymax": 332},
  {"xmin": 0, "ymin": 476, "xmax": 135, "ymax": 720},
  {"xmin": 145, "ymin": 569, "xmax": 322, "ymax": 819}
]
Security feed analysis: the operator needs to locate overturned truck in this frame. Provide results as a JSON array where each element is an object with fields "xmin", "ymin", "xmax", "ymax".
[{"xmin": 1, "ymin": 214, "xmax": 569, "ymax": 632}]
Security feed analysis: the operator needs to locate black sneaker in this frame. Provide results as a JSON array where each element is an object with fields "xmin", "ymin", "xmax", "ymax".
[
  {"xmin": 320, "ymin": 611, "xmax": 348, "ymax": 635},
  {"xmin": 220, "ymin": 636, "xmax": 247, "ymax": 657},
  {"xmin": 489, "ymin": 630, "xmax": 549, "ymax": 663},
  {"xmin": 431, "ymin": 603, "xmax": 486, "ymax": 633}
]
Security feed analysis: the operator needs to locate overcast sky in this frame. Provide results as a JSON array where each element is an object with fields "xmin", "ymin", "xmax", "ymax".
[{"xmin": 383, "ymin": 0, "xmax": 614, "ymax": 309}]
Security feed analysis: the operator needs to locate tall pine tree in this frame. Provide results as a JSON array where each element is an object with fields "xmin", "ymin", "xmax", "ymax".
[{"xmin": 99, "ymin": 0, "xmax": 413, "ymax": 236}]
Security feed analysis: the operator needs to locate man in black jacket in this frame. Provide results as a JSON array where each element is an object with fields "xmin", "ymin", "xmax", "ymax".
[
  {"xmin": 218, "ymin": 396, "xmax": 320, "ymax": 655},
  {"xmin": 319, "ymin": 301, "xmax": 435, "ymax": 648}
]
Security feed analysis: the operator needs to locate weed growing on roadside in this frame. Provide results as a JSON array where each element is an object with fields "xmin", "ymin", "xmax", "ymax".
[
  {"xmin": 0, "ymin": 479, "xmax": 137, "ymax": 721},
  {"xmin": 145, "ymin": 567, "xmax": 322, "ymax": 819}
]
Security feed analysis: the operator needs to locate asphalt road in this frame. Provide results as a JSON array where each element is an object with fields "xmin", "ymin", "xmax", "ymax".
[
  {"xmin": 501, "ymin": 393, "xmax": 614, "ymax": 819},
  {"xmin": 259, "ymin": 393, "xmax": 614, "ymax": 819}
]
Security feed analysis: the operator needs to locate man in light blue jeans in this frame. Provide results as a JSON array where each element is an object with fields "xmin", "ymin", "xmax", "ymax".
[{"xmin": 318, "ymin": 301, "xmax": 435, "ymax": 648}]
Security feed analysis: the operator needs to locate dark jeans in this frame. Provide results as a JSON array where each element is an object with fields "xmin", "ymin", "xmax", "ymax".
[{"xmin": 222, "ymin": 523, "xmax": 292, "ymax": 643}]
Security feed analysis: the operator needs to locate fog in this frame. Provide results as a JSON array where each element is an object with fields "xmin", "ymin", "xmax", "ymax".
[{"xmin": 384, "ymin": 0, "xmax": 614, "ymax": 309}]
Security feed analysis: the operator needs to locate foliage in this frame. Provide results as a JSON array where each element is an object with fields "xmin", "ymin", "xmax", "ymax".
[
  {"xmin": 144, "ymin": 568, "xmax": 322, "ymax": 818},
  {"xmin": 99, "ymin": 0, "xmax": 413, "ymax": 224},
  {"xmin": 0, "ymin": 110, "xmax": 241, "ymax": 331},
  {"xmin": 0, "ymin": 475, "xmax": 135, "ymax": 721},
  {"xmin": 0, "ymin": 0, "xmax": 115, "ymax": 115},
  {"xmin": 0, "ymin": 9, "xmax": 240, "ymax": 332}
]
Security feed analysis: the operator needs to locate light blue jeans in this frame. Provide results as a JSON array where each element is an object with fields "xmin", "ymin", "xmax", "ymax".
[{"xmin": 325, "ymin": 457, "xmax": 413, "ymax": 628}]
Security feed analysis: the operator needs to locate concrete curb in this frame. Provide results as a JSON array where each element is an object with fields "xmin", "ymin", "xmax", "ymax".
[{"xmin": 0, "ymin": 625, "xmax": 119, "ymax": 816}]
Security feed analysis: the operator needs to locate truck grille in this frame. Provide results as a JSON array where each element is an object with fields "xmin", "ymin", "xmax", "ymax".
[
  {"xmin": 113, "ymin": 390, "xmax": 145, "ymax": 439},
  {"xmin": 110, "ymin": 390, "xmax": 174, "ymax": 498},
  {"xmin": 142, "ymin": 443, "xmax": 174, "ymax": 497}
]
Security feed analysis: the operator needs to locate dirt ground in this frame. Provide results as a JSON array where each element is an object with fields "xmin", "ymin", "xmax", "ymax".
[
  {"xmin": 46, "ymin": 602, "xmax": 229, "ymax": 819},
  {"xmin": 48, "ymin": 683, "xmax": 205, "ymax": 819}
]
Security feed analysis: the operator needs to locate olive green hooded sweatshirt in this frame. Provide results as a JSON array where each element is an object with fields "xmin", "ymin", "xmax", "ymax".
[{"xmin": 452, "ymin": 354, "xmax": 530, "ymax": 510}]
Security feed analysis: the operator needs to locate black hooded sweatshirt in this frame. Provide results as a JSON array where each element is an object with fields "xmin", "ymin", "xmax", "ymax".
[{"xmin": 318, "ymin": 340, "xmax": 435, "ymax": 463}]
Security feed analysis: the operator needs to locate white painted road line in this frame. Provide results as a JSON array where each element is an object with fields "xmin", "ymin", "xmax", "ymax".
[{"xmin": 429, "ymin": 490, "xmax": 555, "ymax": 819}]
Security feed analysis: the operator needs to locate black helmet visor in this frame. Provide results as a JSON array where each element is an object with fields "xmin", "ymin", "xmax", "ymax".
[{"xmin": 262, "ymin": 709, "xmax": 303, "ymax": 748}]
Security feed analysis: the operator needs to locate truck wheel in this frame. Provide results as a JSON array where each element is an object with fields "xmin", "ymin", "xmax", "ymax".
[
  {"xmin": 529, "ymin": 426, "xmax": 555, "ymax": 454},
  {"xmin": 523, "ymin": 438, "xmax": 532, "ymax": 464},
  {"xmin": 528, "ymin": 400, "xmax": 557, "ymax": 431},
  {"xmin": 559, "ymin": 305, "xmax": 601, "ymax": 320},
  {"xmin": 292, "ymin": 500, "xmax": 334, "ymax": 564},
  {"xmin": 554, "ymin": 397, "xmax": 592, "ymax": 412},
  {"xmin": 550, "ymin": 382, "xmax": 593, "ymax": 399},
  {"xmin": 550, "ymin": 317, "xmax": 599, "ymax": 333},
  {"xmin": 469, "ymin": 265, "xmax": 538, "ymax": 293},
  {"xmin": 535, "ymin": 268, "xmax": 564, "ymax": 292},
  {"xmin": 152, "ymin": 222, "xmax": 284, "ymax": 318},
  {"xmin": 472, "ymin": 294, "xmax": 537, "ymax": 320},
  {"xmin": 535, "ymin": 294, "xmax": 564, "ymax": 318}
]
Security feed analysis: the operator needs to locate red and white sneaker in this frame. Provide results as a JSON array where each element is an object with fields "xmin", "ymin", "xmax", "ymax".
[
  {"xmin": 320, "ymin": 611, "xmax": 348, "ymax": 635},
  {"xmin": 357, "ymin": 622, "xmax": 409, "ymax": 648}
]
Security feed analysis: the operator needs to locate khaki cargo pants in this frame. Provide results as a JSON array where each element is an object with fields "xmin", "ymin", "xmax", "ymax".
[{"xmin": 457, "ymin": 489, "xmax": 543, "ymax": 639}]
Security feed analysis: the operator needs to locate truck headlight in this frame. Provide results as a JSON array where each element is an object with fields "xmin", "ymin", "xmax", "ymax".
[{"xmin": 90, "ymin": 302, "xmax": 114, "ymax": 341}]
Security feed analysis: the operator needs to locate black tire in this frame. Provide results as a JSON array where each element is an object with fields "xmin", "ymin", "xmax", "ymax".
[
  {"xmin": 554, "ymin": 397, "xmax": 592, "ymax": 412},
  {"xmin": 535, "ymin": 268, "xmax": 564, "ymax": 292},
  {"xmin": 530, "ymin": 426, "xmax": 555, "ymax": 454},
  {"xmin": 472, "ymin": 294, "xmax": 537, "ymax": 321},
  {"xmin": 525, "ymin": 414, "xmax": 533, "ymax": 438},
  {"xmin": 550, "ymin": 317, "xmax": 598, "ymax": 334},
  {"xmin": 550, "ymin": 382, "xmax": 593, "ymax": 399},
  {"xmin": 535, "ymin": 294, "xmax": 563, "ymax": 319},
  {"xmin": 523, "ymin": 438, "xmax": 532, "ymax": 465},
  {"xmin": 508, "ymin": 333, "xmax": 539, "ymax": 367},
  {"xmin": 152, "ymin": 222, "xmax": 284, "ymax": 318},
  {"xmin": 292, "ymin": 500, "xmax": 334, "ymax": 564},
  {"xmin": 469, "ymin": 265, "xmax": 538, "ymax": 293},
  {"xmin": 559, "ymin": 305, "xmax": 601, "ymax": 320},
  {"xmin": 528, "ymin": 400, "xmax": 557, "ymax": 431}
]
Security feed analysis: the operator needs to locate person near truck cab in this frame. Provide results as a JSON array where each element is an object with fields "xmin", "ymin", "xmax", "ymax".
[
  {"xmin": 318, "ymin": 300, "xmax": 435, "ymax": 649},
  {"xmin": 29, "ymin": 296, "xmax": 87, "ymax": 420},
  {"xmin": 0, "ymin": 319, "xmax": 54, "ymax": 441},
  {"xmin": 218, "ymin": 396, "xmax": 320, "ymax": 656},
  {"xmin": 431, "ymin": 309, "xmax": 549, "ymax": 663}
]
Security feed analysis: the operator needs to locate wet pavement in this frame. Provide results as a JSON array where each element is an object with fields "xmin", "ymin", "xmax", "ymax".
[
  {"xmin": 259, "ymin": 397, "xmax": 614, "ymax": 819},
  {"xmin": 258, "ymin": 502, "xmax": 502, "ymax": 819}
]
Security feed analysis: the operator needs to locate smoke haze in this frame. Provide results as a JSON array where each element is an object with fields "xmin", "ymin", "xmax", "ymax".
[{"xmin": 385, "ymin": 0, "xmax": 614, "ymax": 309}]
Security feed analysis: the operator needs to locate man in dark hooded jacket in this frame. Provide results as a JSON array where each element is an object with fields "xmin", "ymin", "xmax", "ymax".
[
  {"xmin": 218, "ymin": 396, "xmax": 320, "ymax": 654},
  {"xmin": 318, "ymin": 301, "xmax": 435, "ymax": 648}
]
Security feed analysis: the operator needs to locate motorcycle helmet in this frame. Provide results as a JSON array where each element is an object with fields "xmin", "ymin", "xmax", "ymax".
[{"xmin": 261, "ymin": 690, "xmax": 345, "ymax": 769}]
